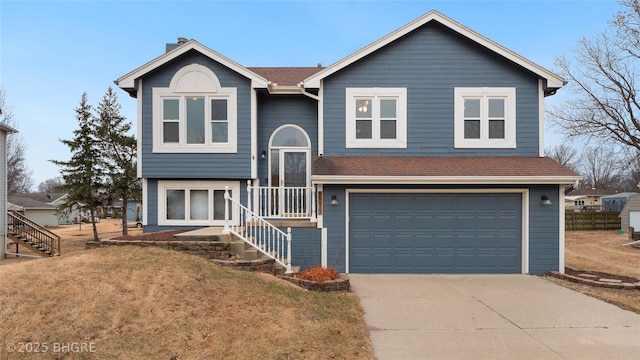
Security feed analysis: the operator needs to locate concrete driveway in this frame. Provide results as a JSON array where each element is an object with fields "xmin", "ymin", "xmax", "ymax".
[{"xmin": 349, "ymin": 274, "xmax": 640, "ymax": 360}]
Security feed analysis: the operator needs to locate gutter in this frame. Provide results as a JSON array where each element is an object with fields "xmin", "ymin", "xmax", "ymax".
[
  {"xmin": 265, "ymin": 81, "xmax": 321, "ymax": 101},
  {"xmin": 311, "ymin": 175, "xmax": 582, "ymax": 186}
]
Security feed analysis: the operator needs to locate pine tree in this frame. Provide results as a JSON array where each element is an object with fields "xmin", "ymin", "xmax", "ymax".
[
  {"xmin": 51, "ymin": 93, "xmax": 105, "ymax": 242},
  {"xmin": 95, "ymin": 87, "xmax": 140, "ymax": 236}
]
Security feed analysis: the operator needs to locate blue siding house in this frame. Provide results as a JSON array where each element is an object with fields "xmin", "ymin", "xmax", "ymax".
[{"xmin": 117, "ymin": 11, "xmax": 580, "ymax": 275}]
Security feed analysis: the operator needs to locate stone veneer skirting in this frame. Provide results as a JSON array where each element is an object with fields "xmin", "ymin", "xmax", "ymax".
[
  {"xmin": 99, "ymin": 239, "xmax": 231, "ymax": 260},
  {"xmin": 211, "ymin": 258, "xmax": 276, "ymax": 274},
  {"xmin": 278, "ymin": 275, "xmax": 350, "ymax": 292}
]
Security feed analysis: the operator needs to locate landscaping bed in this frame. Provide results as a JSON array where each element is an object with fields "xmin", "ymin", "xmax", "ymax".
[{"xmin": 553, "ymin": 230, "xmax": 640, "ymax": 313}]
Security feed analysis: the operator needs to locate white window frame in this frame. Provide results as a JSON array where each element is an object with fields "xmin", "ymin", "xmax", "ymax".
[
  {"xmin": 345, "ymin": 88, "xmax": 407, "ymax": 148},
  {"xmin": 454, "ymin": 87, "xmax": 516, "ymax": 148},
  {"xmin": 152, "ymin": 64, "xmax": 238, "ymax": 153},
  {"xmin": 157, "ymin": 180, "xmax": 240, "ymax": 226}
]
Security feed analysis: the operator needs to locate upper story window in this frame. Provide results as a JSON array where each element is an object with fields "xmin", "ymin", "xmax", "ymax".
[
  {"xmin": 345, "ymin": 88, "xmax": 407, "ymax": 148},
  {"xmin": 454, "ymin": 87, "xmax": 516, "ymax": 148},
  {"xmin": 153, "ymin": 64, "xmax": 237, "ymax": 153}
]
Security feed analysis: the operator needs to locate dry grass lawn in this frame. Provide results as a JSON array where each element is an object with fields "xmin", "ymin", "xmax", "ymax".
[
  {"xmin": 556, "ymin": 230, "xmax": 640, "ymax": 314},
  {"xmin": 0, "ymin": 221, "xmax": 373, "ymax": 359},
  {"xmin": 565, "ymin": 230, "xmax": 640, "ymax": 278}
]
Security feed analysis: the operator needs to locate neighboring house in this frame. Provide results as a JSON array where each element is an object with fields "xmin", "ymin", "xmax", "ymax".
[
  {"xmin": 46, "ymin": 193, "xmax": 80, "ymax": 224},
  {"xmin": 0, "ymin": 124, "xmax": 17, "ymax": 258},
  {"xmin": 601, "ymin": 192, "xmax": 639, "ymax": 213},
  {"xmin": 619, "ymin": 194, "xmax": 640, "ymax": 232},
  {"xmin": 564, "ymin": 188, "xmax": 614, "ymax": 212},
  {"xmin": 110, "ymin": 201, "xmax": 142, "ymax": 222},
  {"xmin": 116, "ymin": 11, "xmax": 580, "ymax": 275},
  {"xmin": 8, "ymin": 196, "xmax": 58, "ymax": 227}
]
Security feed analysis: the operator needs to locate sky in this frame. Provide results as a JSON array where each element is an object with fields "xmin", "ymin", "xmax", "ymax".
[{"xmin": 0, "ymin": 0, "xmax": 623, "ymax": 189}]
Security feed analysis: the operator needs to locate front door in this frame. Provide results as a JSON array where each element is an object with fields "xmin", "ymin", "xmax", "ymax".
[
  {"xmin": 268, "ymin": 125, "xmax": 312, "ymax": 217},
  {"xmin": 271, "ymin": 149, "xmax": 308, "ymax": 216}
]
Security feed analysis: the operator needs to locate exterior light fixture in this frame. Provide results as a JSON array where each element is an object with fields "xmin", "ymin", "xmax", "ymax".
[
  {"xmin": 261, "ymin": 151, "xmax": 266, "ymax": 159},
  {"xmin": 330, "ymin": 195, "xmax": 338, "ymax": 205},
  {"xmin": 541, "ymin": 195, "xmax": 552, "ymax": 206}
]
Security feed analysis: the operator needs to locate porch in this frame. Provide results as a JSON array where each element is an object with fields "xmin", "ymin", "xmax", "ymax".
[{"xmin": 246, "ymin": 181, "xmax": 317, "ymax": 222}]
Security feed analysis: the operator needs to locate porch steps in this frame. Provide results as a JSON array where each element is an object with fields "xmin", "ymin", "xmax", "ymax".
[
  {"xmin": 172, "ymin": 227, "xmax": 232, "ymax": 242},
  {"xmin": 7, "ymin": 233, "xmax": 54, "ymax": 256}
]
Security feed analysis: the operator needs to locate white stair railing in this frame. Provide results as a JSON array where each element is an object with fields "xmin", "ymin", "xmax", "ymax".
[{"xmin": 223, "ymin": 186, "xmax": 292, "ymax": 273}]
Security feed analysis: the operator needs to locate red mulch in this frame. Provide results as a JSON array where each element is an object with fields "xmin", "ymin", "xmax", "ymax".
[{"xmin": 296, "ymin": 267, "xmax": 340, "ymax": 282}]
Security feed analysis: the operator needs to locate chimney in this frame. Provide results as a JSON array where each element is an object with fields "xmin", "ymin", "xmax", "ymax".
[{"xmin": 166, "ymin": 37, "xmax": 188, "ymax": 53}]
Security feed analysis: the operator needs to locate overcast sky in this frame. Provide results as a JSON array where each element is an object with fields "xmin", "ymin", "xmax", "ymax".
[{"xmin": 0, "ymin": 0, "xmax": 622, "ymax": 188}]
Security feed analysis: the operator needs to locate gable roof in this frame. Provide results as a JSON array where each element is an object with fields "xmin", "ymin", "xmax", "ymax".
[
  {"xmin": 8, "ymin": 196, "xmax": 57, "ymax": 210},
  {"xmin": 312, "ymin": 156, "xmax": 581, "ymax": 185},
  {"xmin": 302, "ymin": 10, "xmax": 564, "ymax": 94},
  {"xmin": 566, "ymin": 188, "xmax": 615, "ymax": 197},
  {"xmin": 248, "ymin": 67, "xmax": 324, "ymax": 87},
  {"xmin": 116, "ymin": 40, "xmax": 270, "ymax": 97}
]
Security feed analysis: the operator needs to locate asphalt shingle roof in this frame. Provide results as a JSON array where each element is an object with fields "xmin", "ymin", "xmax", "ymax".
[
  {"xmin": 312, "ymin": 156, "xmax": 580, "ymax": 178},
  {"xmin": 248, "ymin": 67, "xmax": 324, "ymax": 86}
]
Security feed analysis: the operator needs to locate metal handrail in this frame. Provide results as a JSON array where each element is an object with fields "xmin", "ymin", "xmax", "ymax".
[{"xmin": 8, "ymin": 211, "xmax": 61, "ymax": 256}]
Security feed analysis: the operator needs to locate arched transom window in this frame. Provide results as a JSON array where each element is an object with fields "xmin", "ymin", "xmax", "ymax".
[
  {"xmin": 268, "ymin": 125, "xmax": 311, "ymax": 188},
  {"xmin": 152, "ymin": 63, "xmax": 237, "ymax": 153}
]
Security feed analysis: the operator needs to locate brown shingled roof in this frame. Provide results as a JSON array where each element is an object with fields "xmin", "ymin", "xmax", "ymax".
[
  {"xmin": 312, "ymin": 156, "xmax": 580, "ymax": 180},
  {"xmin": 248, "ymin": 67, "xmax": 324, "ymax": 86}
]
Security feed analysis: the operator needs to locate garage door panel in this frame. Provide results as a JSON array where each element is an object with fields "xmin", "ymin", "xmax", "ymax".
[{"xmin": 349, "ymin": 193, "xmax": 522, "ymax": 274}]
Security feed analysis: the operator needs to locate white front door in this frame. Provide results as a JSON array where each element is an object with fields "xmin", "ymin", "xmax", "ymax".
[{"xmin": 268, "ymin": 125, "xmax": 312, "ymax": 217}]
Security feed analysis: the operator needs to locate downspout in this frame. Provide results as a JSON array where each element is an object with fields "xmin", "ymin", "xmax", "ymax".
[{"xmin": 298, "ymin": 85, "xmax": 320, "ymax": 101}]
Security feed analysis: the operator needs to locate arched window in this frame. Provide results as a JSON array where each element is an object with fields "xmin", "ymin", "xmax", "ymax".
[
  {"xmin": 268, "ymin": 125, "xmax": 311, "ymax": 188},
  {"xmin": 152, "ymin": 64, "xmax": 237, "ymax": 153}
]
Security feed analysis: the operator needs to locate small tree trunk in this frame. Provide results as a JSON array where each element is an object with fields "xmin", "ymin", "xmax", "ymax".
[
  {"xmin": 91, "ymin": 207, "xmax": 100, "ymax": 242},
  {"xmin": 121, "ymin": 197, "xmax": 129, "ymax": 236}
]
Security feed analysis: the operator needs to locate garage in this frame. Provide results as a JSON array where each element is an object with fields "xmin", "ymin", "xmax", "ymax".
[{"xmin": 349, "ymin": 192, "xmax": 522, "ymax": 274}]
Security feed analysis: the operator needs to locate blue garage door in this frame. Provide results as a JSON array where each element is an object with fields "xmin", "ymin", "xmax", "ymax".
[{"xmin": 349, "ymin": 193, "xmax": 522, "ymax": 273}]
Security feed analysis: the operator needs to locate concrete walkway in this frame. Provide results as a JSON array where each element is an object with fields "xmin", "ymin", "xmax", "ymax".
[{"xmin": 349, "ymin": 274, "xmax": 640, "ymax": 360}]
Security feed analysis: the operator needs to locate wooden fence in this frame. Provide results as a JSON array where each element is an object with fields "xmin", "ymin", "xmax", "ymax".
[{"xmin": 565, "ymin": 212, "xmax": 621, "ymax": 231}]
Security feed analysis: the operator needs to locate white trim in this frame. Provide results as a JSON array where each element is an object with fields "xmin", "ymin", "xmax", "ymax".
[
  {"xmin": 538, "ymin": 79, "xmax": 545, "ymax": 157},
  {"xmin": 152, "ymin": 64, "xmax": 238, "ymax": 153},
  {"xmin": 142, "ymin": 178, "xmax": 148, "ymax": 226},
  {"xmin": 157, "ymin": 180, "xmax": 240, "ymax": 226},
  {"xmin": 345, "ymin": 88, "xmax": 407, "ymax": 148},
  {"xmin": 317, "ymin": 184, "xmax": 324, "ymax": 227},
  {"xmin": 312, "ymin": 175, "xmax": 582, "ymax": 185},
  {"xmin": 318, "ymin": 82, "xmax": 324, "ymax": 156},
  {"xmin": 321, "ymin": 227, "xmax": 328, "ymax": 267},
  {"xmin": 137, "ymin": 79, "xmax": 143, "ymax": 178},
  {"xmin": 454, "ymin": 87, "xmax": 516, "ymax": 149},
  {"xmin": 522, "ymin": 190, "xmax": 530, "ymax": 274},
  {"xmin": 251, "ymin": 88, "xmax": 258, "ymax": 179},
  {"xmin": 344, "ymin": 188, "xmax": 530, "ymax": 274},
  {"xmin": 558, "ymin": 184, "xmax": 565, "ymax": 274},
  {"xmin": 117, "ymin": 40, "xmax": 268, "ymax": 91},
  {"xmin": 303, "ymin": 11, "xmax": 564, "ymax": 91},
  {"xmin": 268, "ymin": 125, "xmax": 312, "ymax": 188}
]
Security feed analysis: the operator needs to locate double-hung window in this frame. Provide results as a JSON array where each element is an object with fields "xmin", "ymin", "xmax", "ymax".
[
  {"xmin": 346, "ymin": 88, "xmax": 407, "ymax": 148},
  {"xmin": 158, "ymin": 181, "xmax": 240, "ymax": 226},
  {"xmin": 153, "ymin": 64, "xmax": 237, "ymax": 153},
  {"xmin": 454, "ymin": 87, "xmax": 516, "ymax": 148}
]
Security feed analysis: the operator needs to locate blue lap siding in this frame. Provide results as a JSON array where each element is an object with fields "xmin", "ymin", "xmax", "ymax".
[
  {"xmin": 140, "ymin": 51, "xmax": 253, "ymax": 179},
  {"xmin": 322, "ymin": 22, "xmax": 541, "ymax": 157}
]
